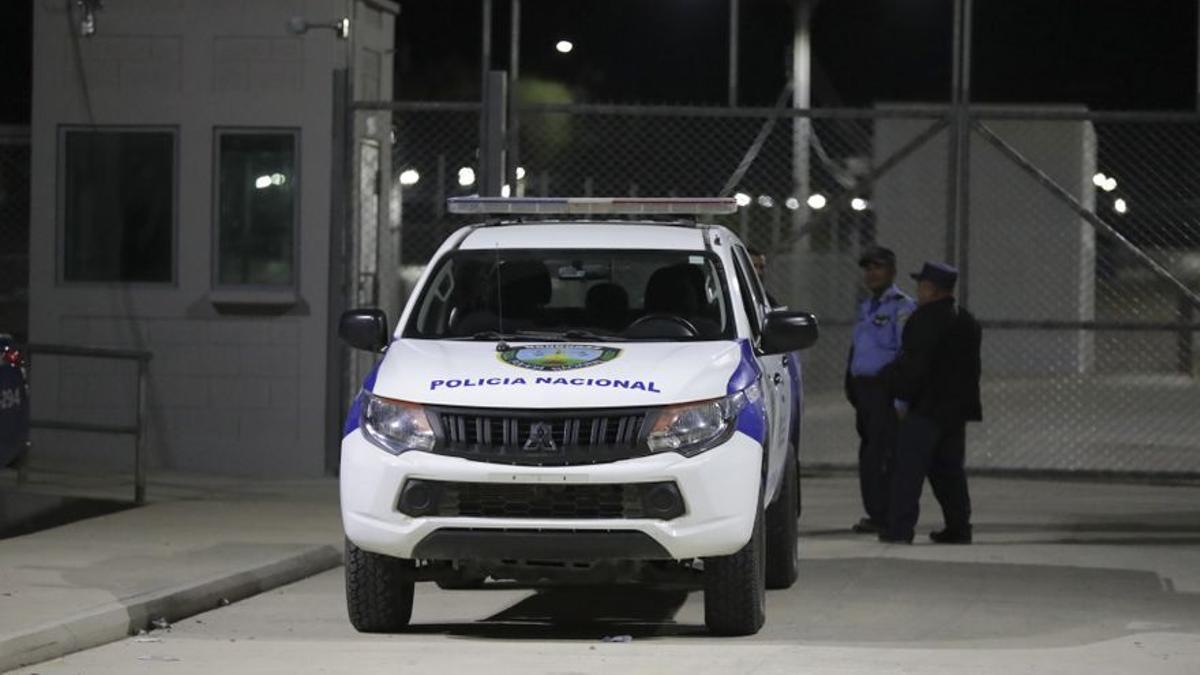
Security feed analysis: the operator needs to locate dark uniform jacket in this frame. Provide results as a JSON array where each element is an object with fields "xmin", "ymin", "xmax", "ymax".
[{"xmin": 886, "ymin": 297, "xmax": 983, "ymax": 426}]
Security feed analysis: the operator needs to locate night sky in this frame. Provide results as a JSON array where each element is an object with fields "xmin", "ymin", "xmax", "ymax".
[
  {"xmin": 0, "ymin": 0, "xmax": 1196, "ymax": 121},
  {"xmin": 393, "ymin": 0, "xmax": 1198, "ymax": 110},
  {"xmin": 0, "ymin": 1, "xmax": 32, "ymax": 124}
]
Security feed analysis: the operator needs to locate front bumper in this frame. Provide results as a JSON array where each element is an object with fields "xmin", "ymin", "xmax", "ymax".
[{"xmin": 340, "ymin": 429, "xmax": 762, "ymax": 561}]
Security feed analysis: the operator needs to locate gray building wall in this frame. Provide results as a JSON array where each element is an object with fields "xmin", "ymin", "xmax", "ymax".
[
  {"xmin": 874, "ymin": 107, "xmax": 1096, "ymax": 377},
  {"xmin": 29, "ymin": 0, "xmax": 395, "ymax": 477}
]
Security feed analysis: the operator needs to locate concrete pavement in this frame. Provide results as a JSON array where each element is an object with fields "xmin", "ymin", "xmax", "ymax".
[
  {"xmin": 12, "ymin": 472, "xmax": 1200, "ymax": 674},
  {"xmin": 802, "ymin": 376, "xmax": 1200, "ymax": 475},
  {"xmin": 0, "ymin": 469, "xmax": 343, "ymax": 672}
]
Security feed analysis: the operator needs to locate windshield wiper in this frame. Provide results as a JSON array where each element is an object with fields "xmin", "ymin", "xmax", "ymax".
[
  {"xmin": 559, "ymin": 329, "xmax": 627, "ymax": 342},
  {"xmin": 453, "ymin": 329, "xmax": 626, "ymax": 345},
  {"xmin": 457, "ymin": 330, "xmax": 570, "ymax": 342}
]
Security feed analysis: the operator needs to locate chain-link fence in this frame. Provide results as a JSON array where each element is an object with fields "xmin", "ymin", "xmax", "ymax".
[
  {"xmin": 357, "ymin": 102, "xmax": 1200, "ymax": 476},
  {"xmin": 0, "ymin": 127, "xmax": 30, "ymax": 343},
  {"xmin": 962, "ymin": 112, "xmax": 1200, "ymax": 473}
]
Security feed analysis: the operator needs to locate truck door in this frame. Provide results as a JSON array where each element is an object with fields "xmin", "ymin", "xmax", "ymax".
[{"xmin": 731, "ymin": 246, "xmax": 790, "ymax": 503}]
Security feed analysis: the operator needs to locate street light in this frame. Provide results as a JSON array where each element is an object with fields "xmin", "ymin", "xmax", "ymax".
[
  {"xmin": 757, "ymin": 195, "xmax": 775, "ymax": 208},
  {"xmin": 457, "ymin": 167, "xmax": 476, "ymax": 187},
  {"xmin": 850, "ymin": 197, "xmax": 868, "ymax": 211},
  {"xmin": 555, "ymin": 40, "xmax": 574, "ymax": 54},
  {"xmin": 1092, "ymin": 172, "xmax": 1107, "ymax": 188},
  {"xmin": 399, "ymin": 169, "xmax": 420, "ymax": 186},
  {"xmin": 784, "ymin": 197, "xmax": 801, "ymax": 211},
  {"xmin": 1102, "ymin": 177, "xmax": 1117, "ymax": 192},
  {"xmin": 516, "ymin": 166, "xmax": 526, "ymax": 180},
  {"xmin": 1114, "ymin": 198, "xmax": 1128, "ymax": 214},
  {"xmin": 806, "ymin": 193, "xmax": 827, "ymax": 210},
  {"xmin": 734, "ymin": 192, "xmax": 752, "ymax": 207}
]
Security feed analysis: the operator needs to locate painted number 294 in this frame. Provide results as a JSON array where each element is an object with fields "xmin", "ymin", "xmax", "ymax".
[{"xmin": 0, "ymin": 387, "xmax": 22, "ymax": 410}]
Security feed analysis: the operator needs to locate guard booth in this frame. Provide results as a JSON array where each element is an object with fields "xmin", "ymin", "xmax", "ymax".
[{"xmin": 26, "ymin": 0, "xmax": 397, "ymax": 478}]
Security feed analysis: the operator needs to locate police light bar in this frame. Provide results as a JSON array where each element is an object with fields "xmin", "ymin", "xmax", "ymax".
[{"xmin": 447, "ymin": 196, "xmax": 739, "ymax": 216}]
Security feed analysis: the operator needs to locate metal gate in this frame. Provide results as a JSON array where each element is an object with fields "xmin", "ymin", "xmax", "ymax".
[{"xmin": 338, "ymin": 94, "xmax": 1200, "ymax": 476}]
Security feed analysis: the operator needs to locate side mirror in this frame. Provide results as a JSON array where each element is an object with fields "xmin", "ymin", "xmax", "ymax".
[
  {"xmin": 761, "ymin": 310, "xmax": 819, "ymax": 354},
  {"xmin": 339, "ymin": 309, "xmax": 389, "ymax": 352}
]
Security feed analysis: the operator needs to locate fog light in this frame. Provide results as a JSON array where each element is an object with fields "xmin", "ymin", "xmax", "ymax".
[
  {"xmin": 398, "ymin": 480, "xmax": 440, "ymax": 517},
  {"xmin": 642, "ymin": 483, "xmax": 685, "ymax": 520}
]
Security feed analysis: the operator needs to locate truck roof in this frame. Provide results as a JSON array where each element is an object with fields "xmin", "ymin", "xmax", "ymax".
[{"xmin": 457, "ymin": 222, "xmax": 712, "ymax": 251}]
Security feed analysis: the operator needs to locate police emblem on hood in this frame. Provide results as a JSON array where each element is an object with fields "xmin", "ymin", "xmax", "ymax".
[{"xmin": 497, "ymin": 344, "xmax": 621, "ymax": 372}]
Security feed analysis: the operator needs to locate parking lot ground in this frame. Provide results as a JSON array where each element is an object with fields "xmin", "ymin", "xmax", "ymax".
[{"xmin": 15, "ymin": 472, "xmax": 1200, "ymax": 674}]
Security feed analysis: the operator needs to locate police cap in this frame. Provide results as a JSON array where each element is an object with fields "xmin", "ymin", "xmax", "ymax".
[
  {"xmin": 910, "ymin": 261, "xmax": 959, "ymax": 290},
  {"xmin": 857, "ymin": 245, "xmax": 897, "ymax": 269}
]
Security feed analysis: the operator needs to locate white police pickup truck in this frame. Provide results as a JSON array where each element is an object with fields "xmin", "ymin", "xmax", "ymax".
[{"xmin": 338, "ymin": 197, "xmax": 818, "ymax": 636}]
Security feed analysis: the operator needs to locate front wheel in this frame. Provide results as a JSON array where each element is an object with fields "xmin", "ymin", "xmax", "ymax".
[
  {"xmin": 703, "ymin": 505, "xmax": 766, "ymax": 636},
  {"xmin": 345, "ymin": 539, "xmax": 415, "ymax": 633},
  {"xmin": 765, "ymin": 449, "xmax": 800, "ymax": 589}
]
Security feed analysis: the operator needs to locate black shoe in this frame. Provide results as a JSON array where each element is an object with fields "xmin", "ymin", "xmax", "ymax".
[
  {"xmin": 929, "ymin": 528, "xmax": 973, "ymax": 544},
  {"xmin": 877, "ymin": 533, "xmax": 913, "ymax": 544},
  {"xmin": 851, "ymin": 518, "xmax": 882, "ymax": 534}
]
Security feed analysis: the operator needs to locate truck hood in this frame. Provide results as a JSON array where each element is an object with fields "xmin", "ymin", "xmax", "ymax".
[{"xmin": 372, "ymin": 340, "xmax": 746, "ymax": 408}]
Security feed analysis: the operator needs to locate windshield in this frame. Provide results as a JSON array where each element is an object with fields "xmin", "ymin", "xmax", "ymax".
[{"xmin": 404, "ymin": 249, "xmax": 733, "ymax": 341}]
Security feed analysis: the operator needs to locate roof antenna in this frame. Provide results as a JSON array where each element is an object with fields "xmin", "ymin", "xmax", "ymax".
[{"xmin": 494, "ymin": 245, "xmax": 509, "ymax": 353}]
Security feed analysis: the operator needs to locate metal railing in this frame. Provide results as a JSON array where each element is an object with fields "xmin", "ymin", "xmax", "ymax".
[{"xmin": 19, "ymin": 343, "xmax": 152, "ymax": 504}]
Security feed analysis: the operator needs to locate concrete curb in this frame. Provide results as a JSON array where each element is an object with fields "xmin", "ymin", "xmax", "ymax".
[{"xmin": 0, "ymin": 544, "xmax": 342, "ymax": 673}]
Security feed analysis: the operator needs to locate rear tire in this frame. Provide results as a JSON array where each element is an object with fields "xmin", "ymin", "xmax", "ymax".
[
  {"xmin": 345, "ymin": 538, "xmax": 415, "ymax": 633},
  {"xmin": 765, "ymin": 449, "xmax": 800, "ymax": 589},
  {"xmin": 703, "ymin": 503, "xmax": 766, "ymax": 636}
]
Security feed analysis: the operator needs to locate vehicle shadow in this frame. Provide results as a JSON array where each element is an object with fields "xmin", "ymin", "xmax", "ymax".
[{"xmin": 406, "ymin": 585, "xmax": 707, "ymax": 640}]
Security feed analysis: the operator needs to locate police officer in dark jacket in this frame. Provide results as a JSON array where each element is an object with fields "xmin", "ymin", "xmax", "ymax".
[
  {"xmin": 880, "ymin": 262, "xmax": 982, "ymax": 545},
  {"xmin": 845, "ymin": 246, "xmax": 915, "ymax": 534}
]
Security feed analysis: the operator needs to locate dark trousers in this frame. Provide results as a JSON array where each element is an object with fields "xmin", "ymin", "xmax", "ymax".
[
  {"xmin": 851, "ymin": 377, "xmax": 896, "ymax": 525},
  {"xmin": 885, "ymin": 413, "xmax": 972, "ymax": 541}
]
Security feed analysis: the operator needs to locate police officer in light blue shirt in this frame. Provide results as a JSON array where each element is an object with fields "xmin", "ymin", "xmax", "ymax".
[{"xmin": 844, "ymin": 245, "xmax": 916, "ymax": 534}]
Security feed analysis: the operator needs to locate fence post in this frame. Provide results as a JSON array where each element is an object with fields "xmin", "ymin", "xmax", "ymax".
[
  {"xmin": 435, "ymin": 153, "xmax": 446, "ymax": 220},
  {"xmin": 134, "ymin": 358, "xmax": 147, "ymax": 505},
  {"xmin": 325, "ymin": 67, "xmax": 351, "ymax": 477},
  {"xmin": 481, "ymin": 70, "xmax": 508, "ymax": 196},
  {"xmin": 506, "ymin": 0, "xmax": 521, "ymax": 189},
  {"xmin": 1181, "ymin": 292, "xmax": 1196, "ymax": 377},
  {"xmin": 947, "ymin": 0, "xmax": 974, "ymax": 289},
  {"xmin": 956, "ymin": 0, "xmax": 974, "ymax": 306}
]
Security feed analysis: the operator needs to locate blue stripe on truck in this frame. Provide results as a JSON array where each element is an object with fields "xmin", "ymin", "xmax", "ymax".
[
  {"xmin": 728, "ymin": 340, "xmax": 766, "ymax": 445},
  {"xmin": 342, "ymin": 362, "xmax": 381, "ymax": 437}
]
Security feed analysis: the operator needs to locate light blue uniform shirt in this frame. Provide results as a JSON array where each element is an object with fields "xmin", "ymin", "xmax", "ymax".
[{"xmin": 849, "ymin": 284, "xmax": 916, "ymax": 377}]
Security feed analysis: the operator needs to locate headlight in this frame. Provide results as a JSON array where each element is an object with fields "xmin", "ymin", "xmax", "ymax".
[
  {"xmin": 646, "ymin": 382, "xmax": 762, "ymax": 456},
  {"xmin": 361, "ymin": 394, "xmax": 436, "ymax": 455}
]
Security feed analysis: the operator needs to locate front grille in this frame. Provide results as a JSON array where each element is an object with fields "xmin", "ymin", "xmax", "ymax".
[
  {"xmin": 428, "ymin": 406, "xmax": 651, "ymax": 465},
  {"xmin": 397, "ymin": 480, "xmax": 685, "ymax": 520}
]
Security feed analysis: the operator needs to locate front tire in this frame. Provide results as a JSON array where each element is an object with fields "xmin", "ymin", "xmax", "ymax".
[
  {"xmin": 765, "ymin": 449, "xmax": 800, "ymax": 589},
  {"xmin": 703, "ymin": 504, "xmax": 766, "ymax": 636},
  {"xmin": 345, "ymin": 539, "xmax": 415, "ymax": 633}
]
